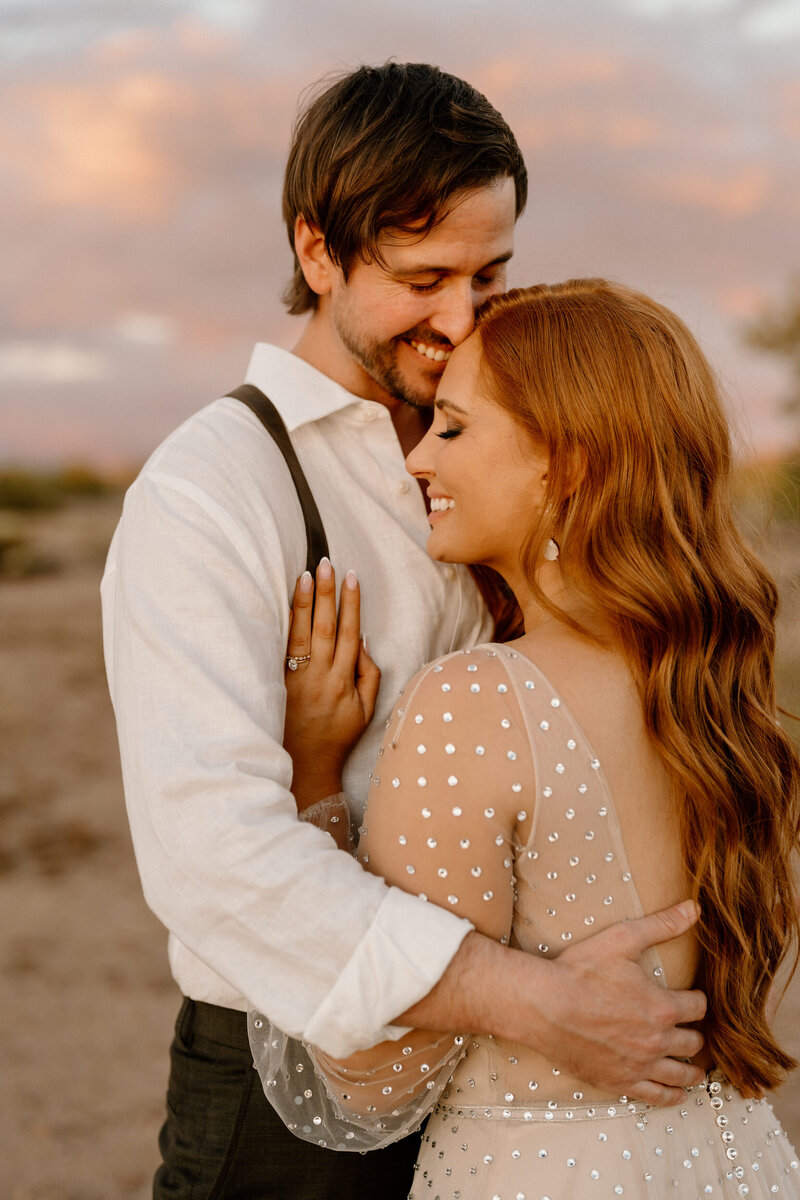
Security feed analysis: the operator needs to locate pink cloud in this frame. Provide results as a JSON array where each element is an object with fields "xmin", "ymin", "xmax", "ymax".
[
  {"xmin": 716, "ymin": 285, "xmax": 772, "ymax": 319},
  {"xmin": 476, "ymin": 48, "xmax": 624, "ymax": 103},
  {"xmin": 512, "ymin": 106, "xmax": 666, "ymax": 151},
  {"xmin": 1, "ymin": 3, "xmax": 798, "ymax": 465},
  {"xmin": 2, "ymin": 73, "xmax": 191, "ymax": 221},
  {"xmin": 642, "ymin": 164, "xmax": 773, "ymax": 218},
  {"xmin": 778, "ymin": 79, "xmax": 800, "ymax": 139}
]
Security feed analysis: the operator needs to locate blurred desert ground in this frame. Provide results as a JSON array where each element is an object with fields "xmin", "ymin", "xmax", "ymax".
[{"xmin": 1, "ymin": 482, "xmax": 800, "ymax": 1200}]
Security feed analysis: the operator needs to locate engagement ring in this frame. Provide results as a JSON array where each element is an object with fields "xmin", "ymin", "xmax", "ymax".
[{"xmin": 286, "ymin": 654, "xmax": 312, "ymax": 671}]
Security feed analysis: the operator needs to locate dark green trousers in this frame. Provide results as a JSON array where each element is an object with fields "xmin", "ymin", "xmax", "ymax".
[{"xmin": 153, "ymin": 998, "xmax": 422, "ymax": 1200}]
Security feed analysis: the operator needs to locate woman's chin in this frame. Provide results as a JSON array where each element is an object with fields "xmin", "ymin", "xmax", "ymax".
[{"xmin": 425, "ymin": 535, "xmax": 467, "ymax": 566}]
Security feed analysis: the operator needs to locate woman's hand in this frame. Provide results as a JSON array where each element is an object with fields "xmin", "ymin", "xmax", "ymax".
[{"xmin": 284, "ymin": 558, "xmax": 380, "ymax": 811}]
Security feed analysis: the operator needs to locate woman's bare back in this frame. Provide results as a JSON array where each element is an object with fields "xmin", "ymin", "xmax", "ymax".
[{"xmin": 514, "ymin": 626, "xmax": 701, "ymax": 995}]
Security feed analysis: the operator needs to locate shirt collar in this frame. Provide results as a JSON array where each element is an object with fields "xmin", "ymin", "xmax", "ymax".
[{"xmin": 244, "ymin": 343, "xmax": 380, "ymax": 433}]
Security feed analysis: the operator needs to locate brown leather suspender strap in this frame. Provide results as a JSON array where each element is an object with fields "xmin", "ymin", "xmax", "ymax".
[{"xmin": 227, "ymin": 384, "xmax": 330, "ymax": 577}]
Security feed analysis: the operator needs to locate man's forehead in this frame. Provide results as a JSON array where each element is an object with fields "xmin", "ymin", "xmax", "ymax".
[{"xmin": 375, "ymin": 178, "xmax": 517, "ymax": 265}]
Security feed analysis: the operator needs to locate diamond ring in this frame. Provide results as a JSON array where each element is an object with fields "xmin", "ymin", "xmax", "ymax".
[{"xmin": 286, "ymin": 654, "xmax": 312, "ymax": 671}]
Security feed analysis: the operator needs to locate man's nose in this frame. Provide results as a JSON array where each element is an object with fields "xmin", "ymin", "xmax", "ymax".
[{"xmin": 429, "ymin": 281, "xmax": 479, "ymax": 347}]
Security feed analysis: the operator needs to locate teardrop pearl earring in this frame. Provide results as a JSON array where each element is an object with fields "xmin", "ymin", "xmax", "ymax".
[{"xmin": 544, "ymin": 538, "xmax": 560, "ymax": 562}]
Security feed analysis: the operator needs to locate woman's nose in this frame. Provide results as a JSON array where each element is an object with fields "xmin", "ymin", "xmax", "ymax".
[{"xmin": 405, "ymin": 425, "xmax": 437, "ymax": 481}]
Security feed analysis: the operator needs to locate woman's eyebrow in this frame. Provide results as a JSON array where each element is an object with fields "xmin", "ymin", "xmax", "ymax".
[{"xmin": 435, "ymin": 398, "xmax": 470, "ymax": 415}]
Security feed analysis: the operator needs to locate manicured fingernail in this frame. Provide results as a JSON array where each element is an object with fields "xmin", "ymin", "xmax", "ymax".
[
  {"xmin": 362, "ymin": 633, "xmax": 368, "ymax": 654},
  {"xmin": 345, "ymin": 569, "xmax": 358, "ymax": 590},
  {"xmin": 299, "ymin": 571, "xmax": 313, "ymax": 593},
  {"xmin": 318, "ymin": 557, "xmax": 332, "ymax": 580}
]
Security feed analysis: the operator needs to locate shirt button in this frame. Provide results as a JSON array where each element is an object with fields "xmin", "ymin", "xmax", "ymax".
[
  {"xmin": 359, "ymin": 402, "xmax": 378, "ymax": 422},
  {"xmin": 445, "ymin": 565, "xmax": 457, "ymax": 581},
  {"xmin": 395, "ymin": 479, "xmax": 410, "ymax": 495}
]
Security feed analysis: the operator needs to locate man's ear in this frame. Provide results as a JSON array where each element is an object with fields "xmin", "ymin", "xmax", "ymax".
[{"xmin": 293, "ymin": 216, "xmax": 334, "ymax": 297}]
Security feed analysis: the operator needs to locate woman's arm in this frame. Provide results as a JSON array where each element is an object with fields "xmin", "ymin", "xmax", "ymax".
[
  {"xmin": 321, "ymin": 648, "xmax": 532, "ymax": 1074},
  {"xmin": 252, "ymin": 644, "xmax": 529, "ymax": 1146}
]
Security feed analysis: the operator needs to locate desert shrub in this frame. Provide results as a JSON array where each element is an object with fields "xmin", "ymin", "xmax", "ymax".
[
  {"xmin": 53, "ymin": 464, "xmax": 111, "ymax": 497},
  {"xmin": 732, "ymin": 458, "xmax": 800, "ymax": 526},
  {"xmin": 0, "ymin": 464, "xmax": 116, "ymax": 510},
  {"xmin": 0, "ymin": 469, "xmax": 62, "ymax": 510},
  {"xmin": 769, "ymin": 459, "xmax": 800, "ymax": 521}
]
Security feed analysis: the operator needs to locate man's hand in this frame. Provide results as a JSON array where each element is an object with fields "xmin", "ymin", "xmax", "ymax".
[
  {"xmin": 400, "ymin": 900, "xmax": 707, "ymax": 1106},
  {"xmin": 528, "ymin": 901, "xmax": 707, "ymax": 1104}
]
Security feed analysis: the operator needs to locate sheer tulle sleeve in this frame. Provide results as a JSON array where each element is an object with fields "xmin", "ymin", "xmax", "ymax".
[
  {"xmin": 248, "ymin": 647, "xmax": 535, "ymax": 1150},
  {"xmin": 297, "ymin": 792, "xmax": 354, "ymax": 854}
]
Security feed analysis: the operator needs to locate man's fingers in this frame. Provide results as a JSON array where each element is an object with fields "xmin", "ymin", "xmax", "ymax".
[
  {"xmin": 621, "ymin": 900, "xmax": 700, "ymax": 957},
  {"xmin": 663, "ymin": 1022, "xmax": 705, "ymax": 1061},
  {"xmin": 646, "ymin": 1054, "xmax": 706, "ymax": 1091},
  {"xmin": 629, "ymin": 1052, "xmax": 706, "ymax": 1104},
  {"xmin": 310, "ymin": 557, "xmax": 338, "ymax": 666},
  {"xmin": 286, "ymin": 572, "xmax": 313, "ymax": 664},
  {"xmin": 665, "ymin": 986, "xmax": 707, "ymax": 1027},
  {"xmin": 333, "ymin": 570, "xmax": 363, "ymax": 677},
  {"xmin": 628, "ymin": 1079, "xmax": 697, "ymax": 1107}
]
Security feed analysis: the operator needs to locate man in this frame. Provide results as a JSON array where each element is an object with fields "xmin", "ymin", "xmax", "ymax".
[{"xmin": 102, "ymin": 63, "xmax": 706, "ymax": 1199}]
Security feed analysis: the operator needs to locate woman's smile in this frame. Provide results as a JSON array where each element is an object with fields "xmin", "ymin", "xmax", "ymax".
[
  {"xmin": 428, "ymin": 495, "xmax": 456, "ymax": 517},
  {"xmin": 407, "ymin": 333, "xmax": 550, "ymax": 581}
]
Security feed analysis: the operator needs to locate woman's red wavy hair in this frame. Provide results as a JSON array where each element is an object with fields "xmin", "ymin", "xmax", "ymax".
[{"xmin": 476, "ymin": 279, "xmax": 800, "ymax": 1095}]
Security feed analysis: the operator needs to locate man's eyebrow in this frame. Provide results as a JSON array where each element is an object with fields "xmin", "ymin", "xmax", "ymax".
[
  {"xmin": 394, "ymin": 251, "xmax": 513, "ymax": 277},
  {"xmin": 436, "ymin": 398, "xmax": 470, "ymax": 415}
]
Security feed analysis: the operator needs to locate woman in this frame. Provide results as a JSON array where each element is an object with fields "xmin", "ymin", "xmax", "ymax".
[{"xmin": 250, "ymin": 280, "xmax": 800, "ymax": 1198}]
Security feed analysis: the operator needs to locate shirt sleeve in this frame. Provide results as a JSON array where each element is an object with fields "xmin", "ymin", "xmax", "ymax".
[
  {"xmin": 247, "ymin": 649, "xmax": 535, "ymax": 1147},
  {"xmin": 101, "ymin": 467, "xmax": 472, "ymax": 1054}
]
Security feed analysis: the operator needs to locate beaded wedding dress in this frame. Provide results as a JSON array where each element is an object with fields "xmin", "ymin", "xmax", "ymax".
[{"xmin": 250, "ymin": 645, "xmax": 800, "ymax": 1198}]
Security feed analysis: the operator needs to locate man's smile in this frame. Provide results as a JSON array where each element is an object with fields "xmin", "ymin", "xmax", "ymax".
[{"xmin": 408, "ymin": 337, "xmax": 453, "ymax": 363}]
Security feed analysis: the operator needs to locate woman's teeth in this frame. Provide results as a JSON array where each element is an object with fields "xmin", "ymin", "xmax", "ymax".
[
  {"xmin": 410, "ymin": 339, "xmax": 452, "ymax": 363},
  {"xmin": 430, "ymin": 497, "xmax": 455, "ymax": 511}
]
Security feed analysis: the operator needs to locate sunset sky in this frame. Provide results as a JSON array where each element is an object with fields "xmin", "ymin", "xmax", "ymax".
[{"xmin": 1, "ymin": 0, "xmax": 799, "ymax": 467}]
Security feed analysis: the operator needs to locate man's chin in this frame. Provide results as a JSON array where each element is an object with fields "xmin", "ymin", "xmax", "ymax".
[
  {"xmin": 393, "ymin": 340, "xmax": 447, "ymax": 407},
  {"xmin": 397, "ymin": 390, "xmax": 436, "ymax": 410},
  {"xmin": 381, "ymin": 372, "xmax": 437, "ymax": 409},
  {"xmin": 396, "ymin": 368, "xmax": 441, "ymax": 409},
  {"xmin": 359, "ymin": 343, "xmax": 439, "ymax": 408}
]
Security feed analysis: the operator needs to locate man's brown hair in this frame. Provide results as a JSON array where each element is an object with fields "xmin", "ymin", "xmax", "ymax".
[{"xmin": 282, "ymin": 62, "xmax": 527, "ymax": 314}]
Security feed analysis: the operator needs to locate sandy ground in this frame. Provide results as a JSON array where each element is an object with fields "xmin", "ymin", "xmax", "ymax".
[{"xmin": 1, "ymin": 495, "xmax": 799, "ymax": 1199}]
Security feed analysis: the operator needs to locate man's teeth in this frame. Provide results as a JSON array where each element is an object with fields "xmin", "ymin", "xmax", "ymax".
[
  {"xmin": 430, "ymin": 497, "xmax": 455, "ymax": 511},
  {"xmin": 410, "ymin": 339, "xmax": 452, "ymax": 363}
]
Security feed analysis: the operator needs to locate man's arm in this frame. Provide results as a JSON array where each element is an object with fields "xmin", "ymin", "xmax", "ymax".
[
  {"xmin": 402, "ymin": 910, "xmax": 707, "ymax": 1107},
  {"xmin": 101, "ymin": 457, "xmax": 472, "ymax": 1052}
]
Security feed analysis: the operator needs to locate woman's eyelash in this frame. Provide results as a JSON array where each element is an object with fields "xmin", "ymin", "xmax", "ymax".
[{"xmin": 436, "ymin": 427, "xmax": 463, "ymax": 440}]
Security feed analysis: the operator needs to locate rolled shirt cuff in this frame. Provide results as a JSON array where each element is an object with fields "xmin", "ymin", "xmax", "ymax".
[{"xmin": 302, "ymin": 886, "xmax": 473, "ymax": 1057}]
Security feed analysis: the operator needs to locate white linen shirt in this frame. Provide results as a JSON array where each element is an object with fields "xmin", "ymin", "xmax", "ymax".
[{"xmin": 101, "ymin": 343, "xmax": 493, "ymax": 1056}]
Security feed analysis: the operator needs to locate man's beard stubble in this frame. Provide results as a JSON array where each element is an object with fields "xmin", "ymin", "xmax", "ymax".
[{"xmin": 334, "ymin": 315, "xmax": 440, "ymax": 410}]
